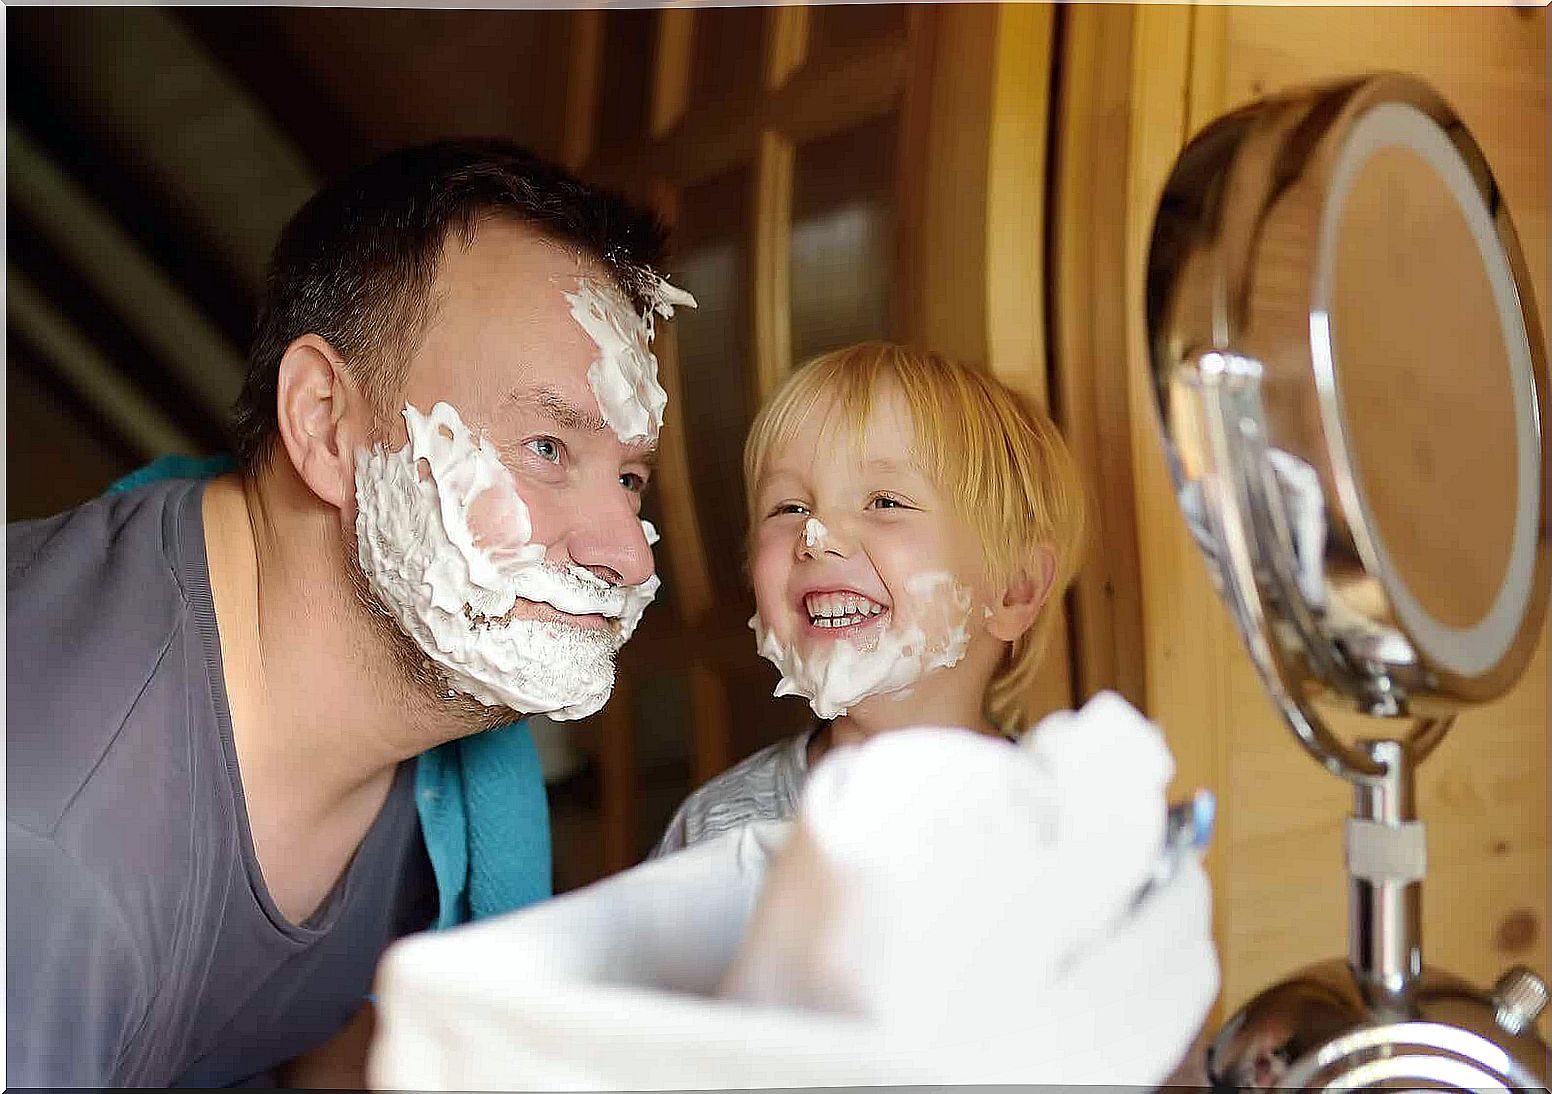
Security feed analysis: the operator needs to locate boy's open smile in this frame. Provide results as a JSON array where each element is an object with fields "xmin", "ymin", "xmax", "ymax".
[{"xmin": 799, "ymin": 586, "xmax": 891, "ymax": 637}]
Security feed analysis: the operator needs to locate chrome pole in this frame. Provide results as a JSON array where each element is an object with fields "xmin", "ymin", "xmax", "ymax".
[{"xmin": 1347, "ymin": 739, "xmax": 1424, "ymax": 1007}]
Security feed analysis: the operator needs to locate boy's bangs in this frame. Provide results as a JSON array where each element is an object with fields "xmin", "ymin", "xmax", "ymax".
[
  {"xmin": 747, "ymin": 345, "xmax": 982, "ymax": 518},
  {"xmin": 746, "ymin": 348, "xmax": 888, "ymax": 507}
]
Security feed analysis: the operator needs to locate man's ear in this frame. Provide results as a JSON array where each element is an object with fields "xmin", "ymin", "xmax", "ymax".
[
  {"xmin": 274, "ymin": 335, "xmax": 367, "ymax": 510},
  {"xmin": 986, "ymin": 546, "xmax": 1058, "ymax": 643}
]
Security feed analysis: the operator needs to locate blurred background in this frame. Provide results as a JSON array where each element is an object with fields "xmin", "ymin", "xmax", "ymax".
[{"xmin": 6, "ymin": 2, "xmax": 1546, "ymax": 1029}]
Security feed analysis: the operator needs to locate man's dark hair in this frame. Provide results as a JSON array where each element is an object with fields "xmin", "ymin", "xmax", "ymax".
[{"xmin": 232, "ymin": 139, "xmax": 669, "ymax": 470}]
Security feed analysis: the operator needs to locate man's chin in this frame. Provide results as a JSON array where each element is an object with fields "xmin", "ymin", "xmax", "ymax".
[
  {"xmin": 438, "ymin": 638, "xmax": 620, "ymax": 727},
  {"xmin": 345, "ymin": 548, "xmax": 623, "ymax": 728},
  {"xmin": 462, "ymin": 696, "xmax": 528, "ymax": 734}
]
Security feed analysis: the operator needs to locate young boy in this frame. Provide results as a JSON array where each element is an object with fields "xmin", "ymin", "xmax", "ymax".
[{"xmin": 652, "ymin": 342, "xmax": 1086, "ymax": 857}]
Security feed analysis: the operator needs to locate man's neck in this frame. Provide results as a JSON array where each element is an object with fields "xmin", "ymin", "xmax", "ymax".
[{"xmin": 201, "ymin": 471, "xmax": 460, "ymax": 924}]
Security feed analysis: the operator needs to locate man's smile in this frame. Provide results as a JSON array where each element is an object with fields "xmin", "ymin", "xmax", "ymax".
[
  {"xmin": 464, "ymin": 598, "xmax": 614, "ymax": 633},
  {"xmin": 514, "ymin": 598, "xmax": 613, "ymax": 631}
]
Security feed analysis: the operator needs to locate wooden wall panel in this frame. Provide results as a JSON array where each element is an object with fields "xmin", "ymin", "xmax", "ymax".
[
  {"xmin": 907, "ymin": 3, "xmax": 1071, "ymax": 728},
  {"xmin": 1049, "ymin": 4, "xmax": 1147, "ymax": 712},
  {"xmin": 1118, "ymin": 5, "xmax": 1238, "ymax": 1030}
]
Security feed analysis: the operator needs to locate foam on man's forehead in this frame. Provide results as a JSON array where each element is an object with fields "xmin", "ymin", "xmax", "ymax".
[{"xmin": 561, "ymin": 269, "xmax": 695, "ymax": 447}]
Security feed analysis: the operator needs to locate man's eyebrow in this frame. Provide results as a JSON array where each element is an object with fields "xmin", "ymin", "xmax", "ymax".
[
  {"xmin": 507, "ymin": 385, "xmax": 659, "ymax": 463},
  {"xmin": 506, "ymin": 386, "xmax": 608, "ymax": 434}
]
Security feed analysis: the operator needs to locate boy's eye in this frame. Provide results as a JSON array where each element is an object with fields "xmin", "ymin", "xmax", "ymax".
[
  {"xmin": 526, "ymin": 437, "xmax": 562, "ymax": 464},
  {"xmin": 868, "ymin": 493, "xmax": 912, "ymax": 510},
  {"xmin": 768, "ymin": 501, "xmax": 810, "ymax": 517}
]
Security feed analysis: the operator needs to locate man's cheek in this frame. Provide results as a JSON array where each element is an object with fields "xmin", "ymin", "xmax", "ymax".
[{"xmin": 466, "ymin": 476, "xmax": 542, "ymax": 560}]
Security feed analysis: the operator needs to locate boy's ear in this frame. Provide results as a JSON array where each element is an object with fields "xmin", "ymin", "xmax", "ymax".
[
  {"xmin": 274, "ymin": 334, "xmax": 370, "ymax": 510},
  {"xmin": 986, "ymin": 546, "xmax": 1058, "ymax": 643}
]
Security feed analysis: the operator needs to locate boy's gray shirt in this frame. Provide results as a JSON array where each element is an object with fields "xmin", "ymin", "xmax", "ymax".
[
  {"xmin": 6, "ymin": 479, "xmax": 435, "ymax": 1088},
  {"xmin": 651, "ymin": 726, "xmax": 819, "ymax": 858}
]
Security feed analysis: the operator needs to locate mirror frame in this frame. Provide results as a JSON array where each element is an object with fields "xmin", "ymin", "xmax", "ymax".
[{"xmin": 1145, "ymin": 72, "xmax": 1548, "ymax": 784}]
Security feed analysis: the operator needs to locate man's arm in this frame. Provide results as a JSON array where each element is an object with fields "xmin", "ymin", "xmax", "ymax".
[
  {"xmin": 276, "ymin": 1002, "xmax": 376, "ymax": 1090},
  {"xmin": 7, "ymin": 824, "xmax": 151, "ymax": 1087}
]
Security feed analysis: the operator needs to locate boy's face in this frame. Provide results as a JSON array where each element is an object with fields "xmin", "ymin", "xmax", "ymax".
[{"xmin": 749, "ymin": 383, "xmax": 997, "ymax": 700}]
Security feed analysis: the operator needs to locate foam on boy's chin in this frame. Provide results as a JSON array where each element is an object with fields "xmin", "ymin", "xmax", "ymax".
[{"xmin": 751, "ymin": 572, "xmax": 973, "ymax": 720}]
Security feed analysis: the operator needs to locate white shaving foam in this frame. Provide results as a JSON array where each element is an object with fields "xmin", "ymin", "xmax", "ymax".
[
  {"xmin": 641, "ymin": 518, "xmax": 661, "ymax": 546},
  {"xmin": 564, "ymin": 272, "xmax": 697, "ymax": 446},
  {"xmin": 647, "ymin": 274, "xmax": 697, "ymax": 320},
  {"xmin": 803, "ymin": 517, "xmax": 830, "ymax": 551},
  {"xmin": 354, "ymin": 401, "xmax": 660, "ymax": 720},
  {"xmin": 751, "ymin": 572, "xmax": 973, "ymax": 720}
]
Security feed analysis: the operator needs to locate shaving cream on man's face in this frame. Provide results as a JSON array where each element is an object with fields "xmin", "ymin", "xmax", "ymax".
[
  {"xmin": 563, "ymin": 272, "xmax": 696, "ymax": 447},
  {"xmin": 354, "ymin": 401, "xmax": 660, "ymax": 721}
]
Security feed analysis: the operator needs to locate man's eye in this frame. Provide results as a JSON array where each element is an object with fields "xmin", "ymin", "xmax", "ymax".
[
  {"xmin": 620, "ymin": 472, "xmax": 648, "ymax": 494},
  {"xmin": 526, "ymin": 438, "xmax": 562, "ymax": 464}
]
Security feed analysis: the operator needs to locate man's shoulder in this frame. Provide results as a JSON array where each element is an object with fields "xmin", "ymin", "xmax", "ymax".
[
  {"xmin": 7, "ymin": 477, "xmax": 192, "ymax": 585},
  {"xmin": 7, "ymin": 480, "xmax": 205, "ymax": 835}
]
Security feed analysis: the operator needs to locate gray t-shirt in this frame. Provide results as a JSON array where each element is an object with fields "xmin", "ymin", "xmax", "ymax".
[
  {"xmin": 651, "ymin": 726, "xmax": 819, "ymax": 859},
  {"xmin": 6, "ymin": 478, "xmax": 435, "ymax": 1088}
]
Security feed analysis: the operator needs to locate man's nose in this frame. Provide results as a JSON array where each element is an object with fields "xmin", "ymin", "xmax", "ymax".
[{"xmin": 564, "ymin": 487, "xmax": 655, "ymax": 588}]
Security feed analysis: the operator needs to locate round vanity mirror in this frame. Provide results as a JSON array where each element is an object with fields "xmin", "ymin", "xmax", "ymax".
[
  {"xmin": 1146, "ymin": 72, "xmax": 1548, "ymax": 781},
  {"xmin": 1145, "ymin": 73, "xmax": 1549, "ymax": 1091}
]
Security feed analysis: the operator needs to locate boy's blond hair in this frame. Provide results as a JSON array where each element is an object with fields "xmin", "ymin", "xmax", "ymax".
[{"xmin": 743, "ymin": 342, "xmax": 1087, "ymax": 735}]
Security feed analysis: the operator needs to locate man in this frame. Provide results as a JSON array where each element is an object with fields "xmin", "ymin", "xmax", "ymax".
[{"xmin": 7, "ymin": 140, "xmax": 689, "ymax": 1086}]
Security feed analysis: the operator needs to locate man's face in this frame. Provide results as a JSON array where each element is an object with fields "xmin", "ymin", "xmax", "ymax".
[
  {"xmin": 345, "ymin": 218, "xmax": 664, "ymax": 724},
  {"xmin": 394, "ymin": 219, "xmax": 656, "ymax": 594}
]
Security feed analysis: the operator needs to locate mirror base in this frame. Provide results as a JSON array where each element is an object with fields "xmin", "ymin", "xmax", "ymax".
[{"xmin": 1206, "ymin": 957, "xmax": 1548, "ymax": 1091}]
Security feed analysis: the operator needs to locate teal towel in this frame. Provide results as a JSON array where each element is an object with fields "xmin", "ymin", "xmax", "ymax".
[
  {"xmin": 107, "ymin": 454, "xmax": 552, "ymax": 928},
  {"xmin": 417, "ymin": 720, "xmax": 551, "ymax": 927}
]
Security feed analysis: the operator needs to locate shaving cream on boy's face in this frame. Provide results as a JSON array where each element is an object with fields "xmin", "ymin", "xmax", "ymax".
[
  {"xmin": 752, "ymin": 570, "xmax": 974, "ymax": 720},
  {"xmin": 748, "ymin": 386, "xmax": 993, "ymax": 721},
  {"xmin": 354, "ymin": 400, "xmax": 660, "ymax": 722}
]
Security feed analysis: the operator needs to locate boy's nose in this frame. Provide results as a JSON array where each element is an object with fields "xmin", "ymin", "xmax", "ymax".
[{"xmin": 796, "ymin": 515, "xmax": 850, "ymax": 561}]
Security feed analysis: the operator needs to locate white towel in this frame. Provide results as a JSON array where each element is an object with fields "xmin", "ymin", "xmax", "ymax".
[
  {"xmin": 368, "ymin": 692, "xmax": 1218, "ymax": 1090},
  {"xmin": 722, "ymin": 691, "xmax": 1216, "ymax": 1083}
]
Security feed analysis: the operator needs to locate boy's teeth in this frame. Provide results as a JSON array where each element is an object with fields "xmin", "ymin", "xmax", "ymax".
[{"xmin": 804, "ymin": 592, "xmax": 885, "ymax": 623}]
